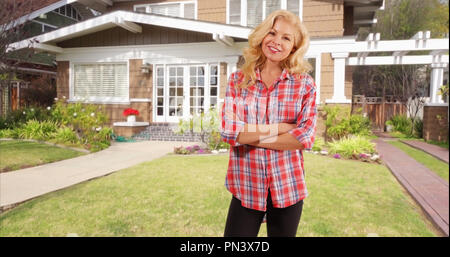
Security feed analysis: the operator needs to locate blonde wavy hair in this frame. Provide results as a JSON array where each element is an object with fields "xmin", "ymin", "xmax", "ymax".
[{"xmin": 237, "ymin": 10, "xmax": 311, "ymax": 89}]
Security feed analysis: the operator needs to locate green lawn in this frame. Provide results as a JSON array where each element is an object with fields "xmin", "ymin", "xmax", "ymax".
[
  {"xmin": 0, "ymin": 153, "xmax": 437, "ymax": 237},
  {"xmin": 0, "ymin": 140, "xmax": 86, "ymax": 173},
  {"xmin": 388, "ymin": 140, "xmax": 449, "ymax": 182}
]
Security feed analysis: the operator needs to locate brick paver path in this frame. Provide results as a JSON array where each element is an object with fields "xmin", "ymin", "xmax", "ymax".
[
  {"xmin": 374, "ymin": 138, "xmax": 449, "ymax": 236},
  {"xmin": 400, "ymin": 140, "xmax": 449, "ymax": 164}
]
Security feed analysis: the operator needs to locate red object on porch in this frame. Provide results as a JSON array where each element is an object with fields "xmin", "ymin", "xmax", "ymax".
[{"xmin": 123, "ymin": 108, "xmax": 139, "ymax": 117}]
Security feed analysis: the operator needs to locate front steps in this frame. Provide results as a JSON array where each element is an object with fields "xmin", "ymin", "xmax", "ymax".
[{"xmin": 132, "ymin": 123, "xmax": 203, "ymax": 142}]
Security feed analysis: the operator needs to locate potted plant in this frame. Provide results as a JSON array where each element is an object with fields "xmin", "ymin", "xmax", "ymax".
[
  {"xmin": 438, "ymin": 84, "xmax": 448, "ymax": 103},
  {"xmin": 123, "ymin": 108, "xmax": 139, "ymax": 123}
]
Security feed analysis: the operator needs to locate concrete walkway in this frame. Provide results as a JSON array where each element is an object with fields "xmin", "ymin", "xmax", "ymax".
[
  {"xmin": 0, "ymin": 140, "xmax": 198, "ymax": 211},
  {"xmin": 373, "ymin": 136, "xmax": 449, "ymax": 236}
]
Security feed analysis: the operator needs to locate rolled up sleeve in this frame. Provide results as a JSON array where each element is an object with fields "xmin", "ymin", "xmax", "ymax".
[
  {"xmin": 288, "ymin": 76, "xmax": 317, "ymax": 151},
  {"xmin": 220, "ymin": 72, "xmax": 246, "ymax": 147}
]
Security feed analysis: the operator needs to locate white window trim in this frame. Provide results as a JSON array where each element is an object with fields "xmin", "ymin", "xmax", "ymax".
[
  {"xmin": 69, "ymin": 61, "xmax": 130, "ymax": 104},
  {"xmin": 134, "ymin": 0, "xmax": 197, "ymax": 19},
  {"xmin": 208, "ymin": 62, "xmax": 220, "ymax": 111},
  {"xmin": 226, "ymin": 0, "xmax": 304, "ymax": 26},
  {"xmin": 152, "ymin": 62, "xmax": 221, "ymax": 122},
  {"xmin": 31, "ymin": 20, "xmax": 58, "ymax": 33},
  {"xmin": 52, "ymin": 4, "xmax": 81, "ymax": 21}
]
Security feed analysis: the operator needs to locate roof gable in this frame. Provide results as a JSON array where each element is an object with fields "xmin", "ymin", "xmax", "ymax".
[{"xmin": 9, "ymin": 10, "xmax": 252, "ymax": 53}]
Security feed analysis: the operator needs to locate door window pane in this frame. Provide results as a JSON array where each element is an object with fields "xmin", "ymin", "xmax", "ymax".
[{"xmin": 209, "ymin": 64, "xmax": 219, "ymax": 110}]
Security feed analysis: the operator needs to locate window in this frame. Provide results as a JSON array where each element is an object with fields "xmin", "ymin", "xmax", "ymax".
[
  {"xmin": 287, "ymin": 0, "xmax": 300, "ymax": 17},
  {"xmin": 247, "ymin": 0, "xmax": 263, "ymax": 28},
  {"xmin": 228, "ymin": 0, "xmax": 302, "ymax": 27},
  {"xmin": 209, "ymin": 64, "xmax": 219, "ymax": 109},
  {"xmin": 53, "ymin": 4, "xmax": 82, "ymax": 21},
  {"xmin": 134, "ymin": 1, "xmax": 196, "ymax": 19},
  {"xmin": 73, "ymin": 63, "xmax": 128, "ymax": 102},
  {"xmin": 190, "ymin": 65, "xmax": 205, "ymax": 115},
  {"xmin": 30, "ymin": 20, "xmax": 58, "ymax": 33},
  {"xmin": 229, "ymin": 0, "xmax": 241, "ymax": 25},
  {"xmin": 156, "ymin": 66, "xmax": 165, "ymax": 116},
  {"xmin": 265, "ymin": 0, "xmax": 281, "ymax": 19}
]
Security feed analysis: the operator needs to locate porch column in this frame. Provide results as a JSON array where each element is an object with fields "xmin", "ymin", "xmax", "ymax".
[
  {"xmin": 430, "ymin": 63, "xmax": 447, "ymax": 104},
  {"xmin": 327, "ymin": 52, "xmax": 351, "ymax": 104}
]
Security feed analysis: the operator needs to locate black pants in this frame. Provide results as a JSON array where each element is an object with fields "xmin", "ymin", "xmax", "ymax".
[{"xmin": 224, "ymin": 190, "xmax": 304, "ymax": 237}]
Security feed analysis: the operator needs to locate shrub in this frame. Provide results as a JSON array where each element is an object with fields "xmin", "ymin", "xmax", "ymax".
[
  {"xmin": 386, "ymin": 114, "xmax": 423, "ymax": 138},
  {"xmin": 0, "ymin": 99, "xmax": 112, "ymax": 152},
  {"xmin": 208, "ymin": 130, "xmax": 230, "ymax": 150},
  {"xmin": 51, "ymin": 127, "xmax": 79, "ymax": 145},
  {"xmin": 18, "ymin": 119, "xmax": 59, "ymax": 141},
  {"xmin": 174, "ymin": 107, "xmax": 229, "ymax": 150},
  {"xmin": 328, "ymin": 135, "xmax": 376, "ymax": 159},
  {"xmin": 389, "ymin": 114, "xmax": 412, "ymax": 135},
  {"xmin": 0, "ymin": 106, "xmax": 53, "ymax": 130},
  {"xmin": 323, "ymin": 106, "xmax": 372, "ymax": 141},
  {"xmin": 51, "ymin": 99, "xmax": 111, "ymax": 151},
  {"xmin": 348, "ymin": 113, "xmax": 371, "ymax": 136},
  {"xmin": 312, "ymin": 137, "xmax": 324, "ymax": 152},
  {"xmin": 413, "ymin": 118, "xmax": 423, "ymax": 138},
  {"xmin": 0, "ymin": 128, "xmax": 20, "ymax": 139}
]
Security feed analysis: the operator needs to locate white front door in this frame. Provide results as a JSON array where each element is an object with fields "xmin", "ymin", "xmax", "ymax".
[{"xmin": 154, "ymin": 64, "xmax": 219, "ymax": 123}]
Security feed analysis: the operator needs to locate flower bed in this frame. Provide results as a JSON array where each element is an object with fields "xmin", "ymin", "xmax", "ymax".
[
  {"xmin": 307, "ymin": 135, "xmax": 382, "ymax": 164},
  {"xmin": 173, "ymin": 145, "xmax": 228, "ymax": 155}
]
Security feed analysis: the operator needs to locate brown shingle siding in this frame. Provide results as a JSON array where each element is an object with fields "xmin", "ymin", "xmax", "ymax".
[{"xmin": 57, "ymin": 24, "xmax": 214, "ymax": 48}]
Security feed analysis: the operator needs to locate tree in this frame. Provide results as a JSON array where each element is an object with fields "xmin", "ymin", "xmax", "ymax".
[
  {"xmin": 353, "ymin": 0, "xmax": 449, "ymax": 124},
  {"xmin": 0, "ymin": 0, "xmax": 37, "ymax": 114}
]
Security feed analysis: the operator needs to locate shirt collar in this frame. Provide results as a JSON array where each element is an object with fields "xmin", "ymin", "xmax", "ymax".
[{"xmin": 255, "ymin": 67, "xmax": 292, "ymax": 83}]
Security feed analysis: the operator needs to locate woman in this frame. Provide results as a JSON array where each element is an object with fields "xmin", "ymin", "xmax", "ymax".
[{"xmin": 220, "ymin": 10, "xmax": 317, "ymax": 237}]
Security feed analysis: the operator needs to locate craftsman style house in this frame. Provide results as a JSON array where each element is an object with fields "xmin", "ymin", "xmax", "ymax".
[
  {"xmin": 1, "ymin": 0, "xmax": 98, "ymax": 115},
  {"xmin": 9, "ymin": 0, "xmax": 390, "ymax": 137}
]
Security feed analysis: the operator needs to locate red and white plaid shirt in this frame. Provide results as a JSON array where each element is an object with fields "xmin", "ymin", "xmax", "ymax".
[{"xmin": 220, "ymin": 68, "xmax": 317, "ymax": 211}]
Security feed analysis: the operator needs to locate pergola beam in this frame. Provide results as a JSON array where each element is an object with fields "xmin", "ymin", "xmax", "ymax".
[
  {"xmin": 348, "ymin": 55, "xmax": 449, "ymax": 66},
  {"xmin": 393, "ymin": 30, "xmax": 431, "ymax": 56},
  {"xmin": 357, "ymin": 33, "xmax": 380, "ymax": 58}
]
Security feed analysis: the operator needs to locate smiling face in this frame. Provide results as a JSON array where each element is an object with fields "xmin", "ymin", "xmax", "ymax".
[{"xmin": 261, "ymin": 17, "xmax": 296, "ymax": 66}]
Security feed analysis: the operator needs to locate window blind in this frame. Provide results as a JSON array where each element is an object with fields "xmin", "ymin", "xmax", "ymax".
[
  {"xmin": 266, "ymin": 0, "xmax": 281, "ymax": 18},
  {"xmin": 184, "ymin": 3, "xmax": 195, "ymax": 19},
  {"xmin": 150, "ymin": 4, "xmax": 180, "ymax": 17},
  {"xmin": 73, "ymin": 63, "xmax": 128, "ymax": 101},
  {"xmin": 247, "ymin": 0, "xmax": 262, "ymax": 28},
  {"xmin": 287, "ymin": 0, "xmax": 299, "ymax": 17},
  {"xmin": 229, "ymin": 0, "xmax": 241, "ymax": 25}
]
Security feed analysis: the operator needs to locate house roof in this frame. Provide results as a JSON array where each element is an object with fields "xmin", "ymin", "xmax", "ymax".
[{"xmin": 8, "ymin": 10, "xmax": 253, "ymax": 53}]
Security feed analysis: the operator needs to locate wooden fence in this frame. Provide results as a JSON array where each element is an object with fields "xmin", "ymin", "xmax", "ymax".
[{"xmin": 351, "ymin": 95, "xmax": 406, "ymax": 131}]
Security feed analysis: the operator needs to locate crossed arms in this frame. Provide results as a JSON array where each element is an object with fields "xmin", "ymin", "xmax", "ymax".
[{"xmin": 225, "ymin": 112, "xmax": 305, "ymax": 151}]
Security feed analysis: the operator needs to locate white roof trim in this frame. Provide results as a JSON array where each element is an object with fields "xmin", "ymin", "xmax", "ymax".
[{"xmin": 8, "ymin": 10, "xmax": 252, "ymax": 52}]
